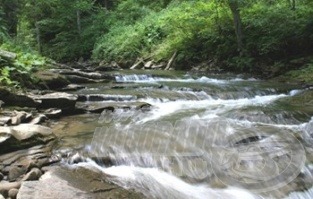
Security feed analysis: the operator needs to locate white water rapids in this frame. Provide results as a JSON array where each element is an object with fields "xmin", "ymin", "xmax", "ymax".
[{"xmin": 61, "ymin": 73, "xmax": 313, "ymax": 199}]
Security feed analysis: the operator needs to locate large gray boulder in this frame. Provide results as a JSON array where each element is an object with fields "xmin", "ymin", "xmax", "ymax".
[
  {"xmin": 0, "ymin": 124, "xmax": 55, "ymax": 154},
  {"xmin": 17, "ymin": 166, "xmax": 145, "ymax": 199}
]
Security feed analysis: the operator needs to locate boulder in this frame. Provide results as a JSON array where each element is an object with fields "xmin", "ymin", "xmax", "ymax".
[
  {"xmin": 0, "ymin": 124, "xmax": 55, "ymax": 154},
  {"xmin": 17, "ymin": 166, "xmax": 145, "ymax": 199},
  {"xmin": 32, "ymin": 92, "xmax": 78, "ymax": 111}
]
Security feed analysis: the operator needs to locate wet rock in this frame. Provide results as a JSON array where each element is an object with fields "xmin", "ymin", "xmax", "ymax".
[
  {"xmin": 8, "ymin": 188, "xmax": 18, "ymax": 199},
  {"xmin": 11, "ymin": 112, "xmax": 27, "ymax": 125},
  {"xmin": 76, "ymin": 102, "xmax": 151, "ymax": 114},
  {"xmin": 34, "ymin": 71, "xmax": 70, "ymax": 90},
  {"xmin": 30, "ymin": 114, "xmax": 48, "ymax": 125},
  {"xmin": 88, "ymin": 106, "xmax": 114, "ymax": 114},
  {"xmin": 60, "ymin": 84, "xmax": 85, "ymax": 91},
  {"xmin": 32, "ymin": 92, "xmax": 78, "ymax": 111},
  {"xmin": 22, "ymin": 168, "xmax": 42, "ymax": 181},
  {"xmin": 17, "ymin": 166, "xmax": 145, "ymax": 199},
  {"xmin": 0, "ymin": 124, "xmax": 55, "ymax": 154},
  {"xmin": 43, "ymin": 109, "xmax": 62, "ymax": 119},
  {"xmin": 136, "ymin": 103, "xmax": 152, "ymax": 111},
  {"xmin": 8, "ymin": 167, "xmax": 26, "ymax": 181},
  {"xmin": 77, "ymin": 94, "xmax": 136, "ymax": 102}
]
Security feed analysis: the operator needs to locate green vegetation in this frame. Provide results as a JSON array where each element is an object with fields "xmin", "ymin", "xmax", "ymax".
[
  {"xmin": 0, "ymin": 0, "xmax": 313, "ymax": 86},
  {"xmin": 93, "ymin": 0, "xmax": 313, "ymax": 72},
  {"xmin": 0, "ymin": 42, "xmax": 47, "ymax": 88},
  {"xmin": 282, "ymin": 61, "xmax": 313, "ymax": 84}
]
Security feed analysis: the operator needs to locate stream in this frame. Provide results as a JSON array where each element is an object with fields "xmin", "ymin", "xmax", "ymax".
[{"xmin": 50, "ymin": 70, "xmax": 313, "ymax": 199}]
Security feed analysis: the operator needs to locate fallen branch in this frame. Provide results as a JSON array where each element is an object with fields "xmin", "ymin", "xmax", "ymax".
[
  {"xmin": 164, "ymin": 51, "xmax": 177, "ymax": 70},
  {"xmin": 130, "ymin": 58, "xmax": 144, "ymax": 70}
]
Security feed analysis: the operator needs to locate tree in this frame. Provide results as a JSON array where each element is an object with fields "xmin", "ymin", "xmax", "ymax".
[{"xmin": 227, "ymin": 0, "xmax": 244, "ymax": 55}]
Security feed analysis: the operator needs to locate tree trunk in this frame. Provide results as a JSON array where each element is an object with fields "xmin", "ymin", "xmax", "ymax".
[
  {"xmin": 228, "ymin": 0, "xmax": 244, "ymax": 54},
  {"xmin": 35, "ymin": 22, "xmax": 42, "ymax": 54},
  {"xmin": 76, "ymin": 10, "xmax": 81, "ymax": 35}
]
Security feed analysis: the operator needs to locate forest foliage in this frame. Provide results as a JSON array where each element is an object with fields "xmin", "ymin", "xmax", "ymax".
[{"xmin": 0, "ymin": 0, "xmax": 313, "ymax": 80}]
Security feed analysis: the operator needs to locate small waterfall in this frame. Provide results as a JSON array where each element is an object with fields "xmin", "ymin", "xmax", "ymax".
[
  {"xmin": 115, "ymin": 74, "xmax": 155, "ymax": 82},
  {"xmin": 115, "ymin": 74, "xmax": 257, "ymax": 84}
]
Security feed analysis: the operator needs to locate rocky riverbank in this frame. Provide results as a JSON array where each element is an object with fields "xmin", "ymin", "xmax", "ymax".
[{"xmin": 0, "ymin": 63, "xmax": 152, "ymax": 199}]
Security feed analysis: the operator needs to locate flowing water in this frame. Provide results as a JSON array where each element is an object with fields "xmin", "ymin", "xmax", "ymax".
[{"xmin": 51, "ymin": 70, "xmax": 313, "ymax": 199}]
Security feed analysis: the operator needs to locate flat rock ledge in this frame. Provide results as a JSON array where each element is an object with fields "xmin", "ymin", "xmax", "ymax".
[{"xmin": 17, "ymin": 166, "xmax": 146, "ymax": 199}]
